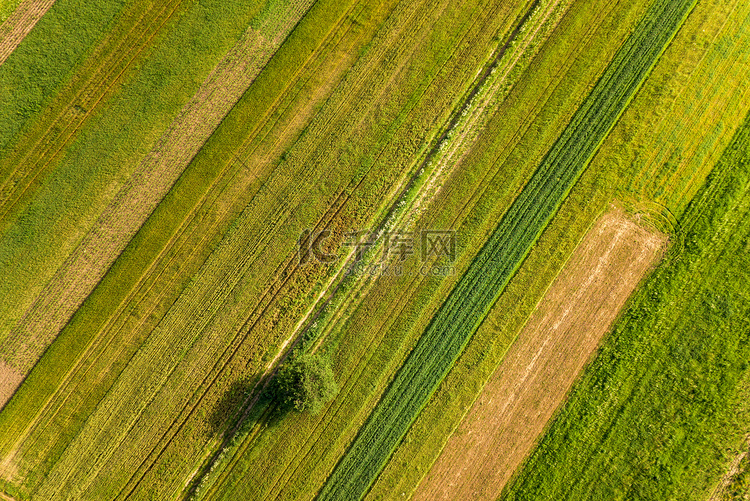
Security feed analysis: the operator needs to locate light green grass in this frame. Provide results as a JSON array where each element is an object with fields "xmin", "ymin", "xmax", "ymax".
[
  {"xmin": 0, "ymin": 0, "xmax": 129, "ymax": 151},
  {"xmin": 0, "ymin": 0, "xmax": 23, "ymax": 25}
]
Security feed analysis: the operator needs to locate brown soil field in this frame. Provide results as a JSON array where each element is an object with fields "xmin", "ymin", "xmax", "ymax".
[
  {"xmin": 0, "ymin": 0, "xmax": 55, "ymax": 66},
  {"xmin": 0, "ymin": 360, "xmax": 22, "ymax": 411},
  {"xmin": 414, "ymin": 208, "xmax": 666, "ymax": 501},
  {"xmin": 1, "ymin": 4, "xmax": 312, "ymax": 378}
]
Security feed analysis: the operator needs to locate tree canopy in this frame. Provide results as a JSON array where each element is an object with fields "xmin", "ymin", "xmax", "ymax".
[{"xmin": 270, "ymin": 352, "xmax": 338, "ymax": 415}]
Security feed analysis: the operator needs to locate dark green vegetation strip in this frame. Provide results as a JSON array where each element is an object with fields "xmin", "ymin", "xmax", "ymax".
[
  {"xmin": 316, "ymin": 0, "xmax": 698, "ymax": 498},
  {"xmin": 501, "ymin": 113, "xmax": 750, "ymax": 501},
  {"xmin": 0, "ymin": 0, "xmax": 128, "ymax": 150}
]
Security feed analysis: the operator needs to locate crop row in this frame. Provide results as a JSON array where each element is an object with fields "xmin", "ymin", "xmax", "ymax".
[
  {"xmin": 317, "ymin": 0, "xmax": 699, "ymax": 498},
  {"xmin": 0, "ymin": 0, "xmax": 182, "ymax": 223}
]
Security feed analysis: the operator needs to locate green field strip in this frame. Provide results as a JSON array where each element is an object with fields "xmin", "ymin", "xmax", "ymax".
[
  {"xmin": 0, "ymin": 0, "xmax": 369, "ymax": 495},
  {"xmin": 0, "ymin": 0, "xmax": 192, "ymax": 364},
  {"xmin": 0, "ymin": 0, "xmax": 187, "ymax": 230},
  {"xmin": 366, "ymin": 0, "xmax": 750, "ymax": 494},
  {"xmin": 0, "ymin": 0, "xmax": 285, "ymax": 370},
  {"xmin": 600, "ymin": 0, "xmax": 750, "ymax": 218},
  {"xmin": 316, "ymin": 0, "xmax": 698, "ymax": 498},
  {"xmin": 201, "ymin": 0, "xmax": 659, "ymax": 498},
  {"xmin": 501, "ymin": 112, "xmax": 750, "ymax": 501},
  {"xmin": 0, "ymin": 0, "xmax": 130, "ymax": 154}
]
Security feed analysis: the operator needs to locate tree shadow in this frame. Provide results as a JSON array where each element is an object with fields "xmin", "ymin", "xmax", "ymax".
[{"xmin": 205, "ymin": 378, "xmax": 257, "ymax": 438}]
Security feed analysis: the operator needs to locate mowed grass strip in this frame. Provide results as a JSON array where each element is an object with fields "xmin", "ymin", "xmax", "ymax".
[
  {"xmin": 317, "ymin": 1, "xmax": 697, "ymax": 498},
  {"xmin": 206, "ymin": 0, "xmax": 658, "ymax": 498},
  {"xmin": 500, "ymin": 113, "xmax": 750, "ymax": 501}
]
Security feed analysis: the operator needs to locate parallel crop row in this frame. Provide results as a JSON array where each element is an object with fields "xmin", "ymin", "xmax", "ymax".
[{"xmin": 317, "ymin": 0, "xmax": 698, "ymax": 498}]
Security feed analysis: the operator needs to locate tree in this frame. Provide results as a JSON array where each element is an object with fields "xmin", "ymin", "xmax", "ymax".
[{"xmin": 270, "ymin": 352, "xmax": 338, "ymax": 415}]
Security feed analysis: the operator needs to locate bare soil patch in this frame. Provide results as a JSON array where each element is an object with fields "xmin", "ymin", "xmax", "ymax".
[
  {"xmin": 414, "ymin": 208, "xmax": 666, "ymax": 501},
  {"xmin": 0, "ymin": 360, "xmax": 23, "ymax": 411},
  {"xmin": 0, "ymin": 0, "xmax": 55, "ymax": 66}
]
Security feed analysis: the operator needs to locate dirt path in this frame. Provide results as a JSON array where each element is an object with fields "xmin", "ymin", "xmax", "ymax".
[
  {"xmin": 0, "ymin": 0, "xmax": 55, "ymax": 66},
  {"xmin": 1, "ymin": 2, "xmax": 313, "ymax": 379},
  {"xmin": 413, "ymin": 208, "xmax": 666, "ymax": 501}
]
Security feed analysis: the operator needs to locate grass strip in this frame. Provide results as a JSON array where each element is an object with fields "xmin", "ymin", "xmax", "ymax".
[
  {"xmin": 0, "ymin": 0, "xmax": 128, "ymax": 151},
  {"xmin": 0, "ymin": 0, "xmax": 24, "ymax": 24}
]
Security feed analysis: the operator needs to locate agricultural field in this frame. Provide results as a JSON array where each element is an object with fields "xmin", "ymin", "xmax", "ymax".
[{"xmin": 0, "ymin": 0, "xmax": 748, "ymax": 499}]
